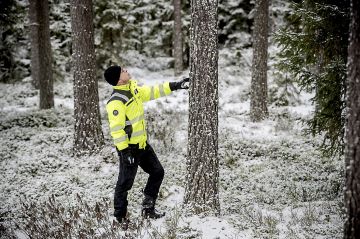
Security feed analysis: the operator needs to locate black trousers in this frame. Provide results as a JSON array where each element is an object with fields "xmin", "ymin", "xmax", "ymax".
[{"xmin": 114, "ymin": 143, "xmax": 164, "ymax": 218}]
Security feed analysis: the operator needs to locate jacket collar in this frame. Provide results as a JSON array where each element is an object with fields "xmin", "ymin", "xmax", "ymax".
[{"xmin": 113, "ymin": 82, "xmax": 131, "ymax": 90}]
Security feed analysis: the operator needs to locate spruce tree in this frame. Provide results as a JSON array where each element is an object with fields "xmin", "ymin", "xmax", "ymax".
[
  {"xmin": 0, "ymin": 0, "xmax": 27, "ymax": 83},
  {"xmin": 218, "ymin": 0, "xmax": 253, "ymax": 45},
  {"xmin": 94, "ymin": 0, "xmax": 132, "ymax": 69},
  {"xmin": 94, "ymin": 0, "xmax": 174, "ymax": 71},
  {"xmin": 49, "ymin": 0, "xmax": 72, "ymax": 81},
  {"xmin": 0, "ymin": 2, "xmax": 15, "ymax": 77},
  {"xmin": 275, "ymin": 0, "xmax": 350, "ymax": 156}
]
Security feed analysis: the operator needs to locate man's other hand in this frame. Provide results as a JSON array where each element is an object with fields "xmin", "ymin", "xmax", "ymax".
[{"xmin": 121, "ymin": 148, "xmax": 135, "ymax": 165}]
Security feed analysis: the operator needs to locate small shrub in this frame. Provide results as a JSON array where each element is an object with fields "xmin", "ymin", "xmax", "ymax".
[
  {"xmin": 263, "ymin": 214, "xmax": 279, "ymax": 236},
  {"xmin": 0, "ymin": 109, "xmax": 72, "ymax": 130},
  {"xmin": 16, "ymin": 194, "xmax": 143, "ymax": 239},
  {"xmin": 241, "ymin": 206, "xmax": 263, "ymax": 228},
  {"xmin": 300, "ymin": 202, "xmax": 319, "ymax": 227},
  {"xmin": 0, "ymin": 210, "xmax": 17, "ymax": 239},
  {"xmin": 164, "ymin": 206, "xmax": 182, "ymax": 239},
  {"xmin": 274, "ymin": 110, "xmax": 294, "ymax": 132}
]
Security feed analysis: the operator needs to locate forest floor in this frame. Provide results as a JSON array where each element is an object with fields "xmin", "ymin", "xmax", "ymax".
[{"xmin": 0, "ymin": 49, "xmax": 344, "ymax": 239}]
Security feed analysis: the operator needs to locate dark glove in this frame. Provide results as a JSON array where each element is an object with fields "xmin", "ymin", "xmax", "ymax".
[
  {"xmin": 169, "ymin": 78, "xmax": 190, "ymax": 91},
  {"xmin": 120, "ymin": 148, "xmax": 135, "ymax": 165}
]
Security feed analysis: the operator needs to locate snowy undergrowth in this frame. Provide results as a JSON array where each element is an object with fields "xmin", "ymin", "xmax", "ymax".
[{"xmin": 0, "ymin": 49, "xmax": 343, "ymax": 238}]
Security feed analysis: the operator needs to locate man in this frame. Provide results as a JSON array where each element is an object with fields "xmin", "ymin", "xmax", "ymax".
[{"xmin": 104, "ymin": 65, "xmax": 189, "ymax": 225}]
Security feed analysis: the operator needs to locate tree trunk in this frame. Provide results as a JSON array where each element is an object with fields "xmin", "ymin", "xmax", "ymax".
[
  {"xmin": 29, "ymin": 0, "xmax": 54, "ymax": 109},
  {"xmin": 344, "ymin": 0, "xmax": 360, "ymax": 238},
  {"xmin": 184, "ymin": 0, "xmax": 220, "ymax": 215},
  {"xmin": 70, "ymin": 0, "xmax": 104, "ymax": 153},
  {"xmin": 173, "ymin": 0, "xmax": 183, "ymax": 75},
  {"xmin": 29, "ymin": 0, "xmax": 39, "ymax": 89},
  {"xmin": 250, "ymin": 0, "xmax": 269, "ymax": 122}
]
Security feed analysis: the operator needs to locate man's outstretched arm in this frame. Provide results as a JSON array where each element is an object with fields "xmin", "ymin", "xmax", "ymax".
[{"xmin": 138, "ymin": 78, "xmax": 190, "ymax": 102}]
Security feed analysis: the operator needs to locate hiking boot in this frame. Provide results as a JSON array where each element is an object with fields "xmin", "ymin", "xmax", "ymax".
[{"xmin": 141, "ymin": 207, "xmax": 165, "ymax": 219}]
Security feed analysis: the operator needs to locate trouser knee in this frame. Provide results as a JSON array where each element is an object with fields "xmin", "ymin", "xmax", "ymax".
[
  {"xmin": 153, "ymin": 166, "xmax": 164, "ymax": 180},
  {"xmin": 116, "ymin": 179, "xmax": 134, "ymax": 192}
]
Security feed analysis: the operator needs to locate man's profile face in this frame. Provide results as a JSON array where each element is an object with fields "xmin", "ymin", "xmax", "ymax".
[{"xmin": 118, "ymin": 68, "xmax": 131, "ymax": 85}]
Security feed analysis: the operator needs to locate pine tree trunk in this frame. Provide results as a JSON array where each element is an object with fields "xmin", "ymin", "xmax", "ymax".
[
  {"xmin": 70, "ymin": 0, "xmax": 104, "ymax": 153},
  {"xmin": 29, "ymin": 0, "xmax": 54, "ymax": 109},
  {"xmin": 250, "ymin": 0, "xmax": 269, "ymax": 122},
  {"xmin": 344, "ymin": 0, "xmax": 360, "ymax": 237},
  {"xmin": 184, "ymin": 0, "xmax": 220, "ymax": 215},
  {"xmin": 173, "ymin": 0, "xmax": 183, "ymax": 75},
  {"xmin": 29, "ymin": 0, "xmax": 39, "ymax": 89}
]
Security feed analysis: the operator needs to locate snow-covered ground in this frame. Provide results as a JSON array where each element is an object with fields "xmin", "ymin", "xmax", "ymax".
[{"xmin": 0, "ymin": 49, "xmax": 344, "ymax": 238}]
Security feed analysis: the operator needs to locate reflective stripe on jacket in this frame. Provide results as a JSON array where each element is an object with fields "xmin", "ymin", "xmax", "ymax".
[{"xmin": 106, "ymin": 80, "xmax": 172, "ymax": 150}]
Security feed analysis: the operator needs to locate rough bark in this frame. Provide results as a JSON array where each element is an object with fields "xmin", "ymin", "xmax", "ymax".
[
  {"xmin": 184, "ymin": 0, "xmax": 220, "ymax": 215},
  {"xmin": 173, "ymin": 0, "xmax": 183, "ymax": 75},
  {"xmin": 344, "ymin": 0, "xmax": 360, "ymax": 238},
  {"xmin": 29, "ymin": 0, "xmax": 54, "ymax": 109},
  {"xmin": 29, "ymin": 0, "xmax": 39, "ymax": 89},
  {"xmin": 70, "ymin": 0, "xmax": 104, "ymax": 153},
  {"xmin": 250, "ymin": 0, "xmax": 269, "ymax": 122}
]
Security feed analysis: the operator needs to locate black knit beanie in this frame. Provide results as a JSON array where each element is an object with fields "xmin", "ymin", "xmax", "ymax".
[{"xmin": 104, "ymin": 65, "xmax": 121, "ymax": 86}]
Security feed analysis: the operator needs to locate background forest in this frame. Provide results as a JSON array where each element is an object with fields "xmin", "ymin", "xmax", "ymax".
[
  {"xmin": 1, "ymin": 0, "xmax": 357, "ymax": 238},
  {"xmin": 1, "ymin": 0, "xmax": 258, "ymax": 82}
]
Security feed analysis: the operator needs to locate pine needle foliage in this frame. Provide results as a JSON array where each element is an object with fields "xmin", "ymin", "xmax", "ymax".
[
  {"xmin": 94, "ymin": 0, "xmax": 174, "ymax": 70},
  {"xmin": 0, "ymin": 0, "xmax": 28, "ymax": 83},
  {"xmin": 275, "ymin": 0, "xmax": 350, "ymax": 156}
]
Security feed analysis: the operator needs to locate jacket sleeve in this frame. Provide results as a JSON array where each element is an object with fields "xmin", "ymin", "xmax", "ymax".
[
  {"xmin": 137, "ymin": 82, "xmax": 172, "ymax": 102},
  {"xmin": 106, "ymin": 100, "xmax": 128, "ymax": 150}
]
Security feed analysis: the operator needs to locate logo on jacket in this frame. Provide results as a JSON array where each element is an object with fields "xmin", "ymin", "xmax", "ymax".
[{"xmin": 113, "ymin": 110, "xmax": 119, "ymax": 116}]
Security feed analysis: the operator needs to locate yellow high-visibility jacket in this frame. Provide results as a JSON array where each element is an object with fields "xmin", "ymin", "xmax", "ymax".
[{"xmin": 106, "ymin": 80, "xmax": 172, "ymax": 150}]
